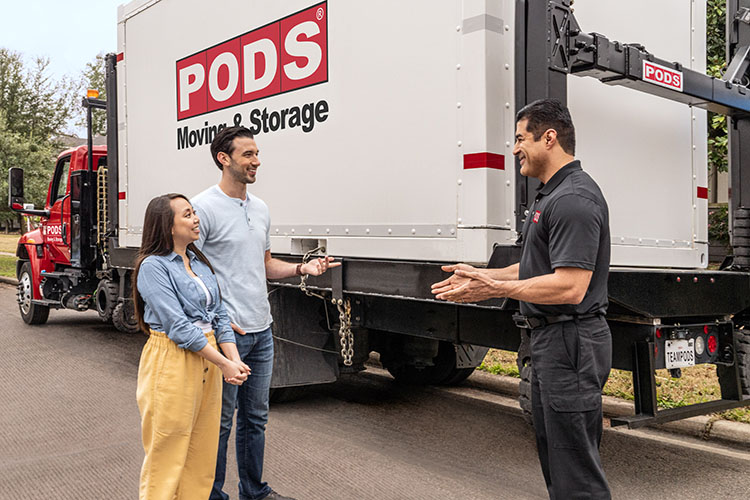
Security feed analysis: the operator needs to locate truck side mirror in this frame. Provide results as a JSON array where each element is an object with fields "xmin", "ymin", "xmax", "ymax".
[{"xmin": 8, "ymin": 167, "xmax": 24, "ymax": 210}]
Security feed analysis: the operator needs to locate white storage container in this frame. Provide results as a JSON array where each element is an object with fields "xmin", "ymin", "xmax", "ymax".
[{"xmin": 116, "ymin": 0, "xmax": 708, "ymax": 268}]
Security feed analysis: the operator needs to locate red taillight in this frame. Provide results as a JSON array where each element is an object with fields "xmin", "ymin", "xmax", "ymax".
[
  {"xmin": 654, "ymin": 344, "xmax": 659, "ymax": 356},
  {"xmin": 703, "ymin": 325, "xmax": 710, "ymax": 334},
  {"xmin": 707, "ymin": 335, "xmax": 718, "ymax": 354},
  {"xmin": 656, "ymin": 328, "xmax": 662, "ymax": 339}
]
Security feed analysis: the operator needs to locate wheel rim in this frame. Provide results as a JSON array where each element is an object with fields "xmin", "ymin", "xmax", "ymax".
[{"xmin": 18, "ymin": 272, "xmax": 32, "ymax": 315}]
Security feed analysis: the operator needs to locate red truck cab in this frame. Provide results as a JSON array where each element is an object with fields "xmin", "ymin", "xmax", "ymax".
[{"xmin": 12, "ymin": 145, "xmax": 107, "ymax": 324}]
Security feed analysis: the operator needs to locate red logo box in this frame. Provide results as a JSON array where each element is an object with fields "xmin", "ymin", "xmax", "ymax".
[
  {"xmin": 642, "ymin": 60, "xmax": 683, "ymax": 92},
  {"xmin": 177, "ymin": 2, "xmax": 328, "ymax": 120}
]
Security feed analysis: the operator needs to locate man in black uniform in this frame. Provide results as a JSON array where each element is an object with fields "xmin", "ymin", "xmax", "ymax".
[{"xmin": 432, "ymin": 99, "xmax": 611, "ymax": 499}]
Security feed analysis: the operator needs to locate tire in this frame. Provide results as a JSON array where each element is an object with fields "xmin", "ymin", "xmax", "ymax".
[
  {"xmin": 732, "ymin": 329, "xmax": 750, "ymax": 397},
  {"xmin": 384, "ymin": 341, "xmax": 458, "ymax": 386},
  {"xmin": 439, "ymin": 367, "xmax": 476, "ymax": 386},
  {"xmin": 17, "ymin": 262, "xmax": 49, "ymax": 325},
  {"xmin": 516, "ymin": 329, "xmax": 533, "ymax": 425},
  {"xmin": 731, "ymin": 236, "xmax": 750, "ymax": 247},
  {"xmin": 112, "ymin": 300, "xmax": 139, "ymax": 333},
  {"xmin": 737, "ymin": 337, "xmax": 750, "ymax": 397},
  {"xmin": 718, "ymin": 329, "xmax": 750, "ymax": 398},
  {"xmin": 94, "ymin": 279, "xmax": 118, "ymax": 323},
  {"xmin": 269, "ymin": 386, "xmax": 307, "ymax": 404}
]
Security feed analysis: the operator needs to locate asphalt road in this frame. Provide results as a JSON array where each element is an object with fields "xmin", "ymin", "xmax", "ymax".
[{"xmin": 1, "ymin": 283, "xmax": 749, "ymax": 499}]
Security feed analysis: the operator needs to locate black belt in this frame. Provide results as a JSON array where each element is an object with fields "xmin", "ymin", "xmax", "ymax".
[{"xmin": 512, "ymin": 312, "xmax": 602, "ymax": 330}]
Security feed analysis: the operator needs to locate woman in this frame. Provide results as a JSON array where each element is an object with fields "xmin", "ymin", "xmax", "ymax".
[{"xmin": 133, "ymin": 193, "xmax": 250, "ymax": 499}]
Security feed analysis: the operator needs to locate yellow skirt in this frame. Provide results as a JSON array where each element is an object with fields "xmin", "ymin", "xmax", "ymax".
[{"xmin": 136, "ymin": 330, "xmax": 221, "ymax": 500}]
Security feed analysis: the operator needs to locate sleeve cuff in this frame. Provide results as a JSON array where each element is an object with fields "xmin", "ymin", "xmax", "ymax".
[
  {"xmin": 550, "ymin": 260, "xmax": 596, "ymax": 271},
  {"xmin": 184, "ymin": 333, "xmax": 209, "ymax": 352},
  {"xmin": 216, "ymin": 329, "xmax": 236, "ymax": 344}
]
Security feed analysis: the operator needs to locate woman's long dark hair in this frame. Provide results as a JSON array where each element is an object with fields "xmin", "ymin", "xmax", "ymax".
[{"xmin": 132, "ymin": 193, "xmax": 215, "ymax": 334}]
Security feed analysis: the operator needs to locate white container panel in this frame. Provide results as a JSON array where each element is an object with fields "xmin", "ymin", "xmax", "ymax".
[
  {"xmin": 117, "ymin": 0, "xmax": 517, "ymax": 261},
  {"xmin": 116, "ymin": 0, "xmax": 709, "ymax": 268},
  {"xmin": 568, "ymin": 0, "xmax": 708, "ymax": 267}
]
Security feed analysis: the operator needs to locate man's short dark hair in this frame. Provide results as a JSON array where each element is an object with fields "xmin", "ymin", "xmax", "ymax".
[
  {"xmin": 210, "ymin": 126, "xmax": 255, "ymax": 170},
  {"xmin": 516, "ymin": 99, "xmax": 575, "ymax": 155}
]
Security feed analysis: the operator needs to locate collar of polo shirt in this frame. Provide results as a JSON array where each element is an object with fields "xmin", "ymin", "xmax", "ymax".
[{"xmin": 536, "ymin": 160, "xmax": 582, "ymax": 197}]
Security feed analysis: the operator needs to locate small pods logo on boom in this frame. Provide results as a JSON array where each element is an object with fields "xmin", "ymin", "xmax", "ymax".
[
  {"xmin": 176, "ymin": 2, "xmax": 328, "ymax": 120},
  {"xmin": 642, "ymin": 60, "xmax": 683, "ymax": 92}
]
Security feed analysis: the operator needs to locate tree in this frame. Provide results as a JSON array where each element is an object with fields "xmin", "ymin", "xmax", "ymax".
[
  {"xmin": 78, "ymin": 53, "xmax": 107, "ymax": 136},
  {"xmin": 0, "ymin": 48, "xmax": 80, "ymax": 231},
  {"xmin": 707, "ymin": 0, "xmax": 728, "ymax": 203},
  {"xmin": 0, "ymin": 109, "xmax": 57, "ymax": 230},
  {"xmin": 0, "ymin": 48, "xmax": 78, "ymax": 143}
]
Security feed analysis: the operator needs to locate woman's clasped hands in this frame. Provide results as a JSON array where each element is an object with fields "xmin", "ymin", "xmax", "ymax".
[{"xmin": 222, "ymin": 359, "xmax": 251, "ymax": 385}]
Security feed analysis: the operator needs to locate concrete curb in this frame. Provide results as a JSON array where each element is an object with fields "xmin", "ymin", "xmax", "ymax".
[
  {"xmin": 463, "ymin": 369, "xmax": 750, "ymax": 450},
  {"xmin": 0, "ymin": 276, "xmax": 18, "ymax": 286}
]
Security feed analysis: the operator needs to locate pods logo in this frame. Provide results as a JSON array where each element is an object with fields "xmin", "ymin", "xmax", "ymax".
[
  {"xmin": 176, "ymin": 2, "xmax": 328, "ymax": 120},
  {"xmin": 642, "ymin": 60, "xmax": 683, "ymax": 92}
]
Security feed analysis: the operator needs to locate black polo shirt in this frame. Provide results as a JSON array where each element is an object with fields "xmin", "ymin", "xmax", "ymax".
[{"xmin": 518, "ymin": 160, "xmax": 610, "ymax": 317}]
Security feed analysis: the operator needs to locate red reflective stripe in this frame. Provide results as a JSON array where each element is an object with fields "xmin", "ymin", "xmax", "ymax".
[
  {"xmin": 697, "ymin": 187, "xmax": 708, "ymax": 199},
  {"xmin": 118, "ymin": 192, "xmax": 126, "ymax": 200},
  {"xmin": 116, "ymin": 52, "xmax": 124, "ymax": 62},
  {"xmin": 463, "ymin": 152, "xmax": 505, "ymax": 170}
]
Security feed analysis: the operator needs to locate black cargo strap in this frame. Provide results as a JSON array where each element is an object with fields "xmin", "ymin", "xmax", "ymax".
[{"xmin": 512, "ymin": 312, "xmax": 602, "ymax": 330}]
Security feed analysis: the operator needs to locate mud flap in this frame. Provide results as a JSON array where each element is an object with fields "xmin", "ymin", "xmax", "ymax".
[{"xmin": 269, "ymin": 286, "xmax": 339, "ymax": 388}]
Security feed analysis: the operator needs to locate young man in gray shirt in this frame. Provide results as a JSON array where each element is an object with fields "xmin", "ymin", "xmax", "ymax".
[{"xmin": 193, "ymin": 126, "xmax": 338, "ymax": 500}]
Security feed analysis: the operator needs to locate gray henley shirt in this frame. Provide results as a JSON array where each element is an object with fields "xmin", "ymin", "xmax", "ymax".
[{"xmin": 192, "ymin": 184, "xmax": 273, "ymax": 333}]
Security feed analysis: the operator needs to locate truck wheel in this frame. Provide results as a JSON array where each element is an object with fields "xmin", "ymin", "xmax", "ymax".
[
  {"xmin": 516, "ymin": 329, "xmax": 533, "ymax": 425},
  {"xmin": 17, "ymin": 262, "xmax": 49, "ymax": 325},
  {"xmin": 737, "ymin": 332, "xmax": 750, "ymax": 397},
  {"xmin": 385, "ymin": 341, "xmax": 457, "ymax": 385},
  {"xmin": 95, "ymin": 279, "xmax": 118, "ymax": 323},
  {"xmin": 719, "ymin": 328, "xmax": 750, "ymax": 398},
  {"xmin": 438, "ymin": 366, "xmax": 476, "ymax": 386},
  {"xmin": 737, "ymin": 337, "xmax": 750, "ymax": 397},
  {"xmin": 269, "ymin": 386, "xmax": 307, "ymax": 404},
  {"xmin": 112, "ymin": 300, "xmax": 139, "ymax": 333}
]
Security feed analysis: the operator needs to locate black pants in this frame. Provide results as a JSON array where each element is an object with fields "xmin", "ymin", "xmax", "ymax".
[{"xmin": 530, "ymin": 316, "xmax": 612, "ymax": 500}]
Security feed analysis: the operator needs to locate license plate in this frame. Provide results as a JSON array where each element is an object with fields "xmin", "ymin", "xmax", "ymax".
[{"xmin": 665, "ymin": 339, "xmax": 695, "ymax": 369}]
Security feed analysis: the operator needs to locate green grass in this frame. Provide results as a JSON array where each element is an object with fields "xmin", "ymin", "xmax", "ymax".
[
  {"xmin": 0, "ymin": 233, "xmax": 20, "ymax": 254},
  {"xmin": 479, "ymin": 348, "xmax": 750, "ymax": 424},
  {"xmin": 478, "ymin": 359, "xmax": 519, "ymax": 378},
  {"xmin": 0, "ymin": 255, "xmax": 17, "ymax": 278}
]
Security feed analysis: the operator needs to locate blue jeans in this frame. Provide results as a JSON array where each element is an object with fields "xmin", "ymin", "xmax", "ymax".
[{"xmin": 211, "ymin": 326, "xmax": 274, "ymax": 500}]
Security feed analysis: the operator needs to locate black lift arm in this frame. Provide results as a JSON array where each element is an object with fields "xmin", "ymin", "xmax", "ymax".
[
  {"xmin": 556, "ymin": 5, "xmax": 750, "ymax": 116},
  {"xmin": 517, "ymin": 0, "xmax": 750, "ymax": 267}
]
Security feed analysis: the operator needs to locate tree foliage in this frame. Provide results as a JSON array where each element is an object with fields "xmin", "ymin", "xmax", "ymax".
[
  {"xmin": 707, "ymin": 0, "xmax": 728, "ymax": 175},
  {"xmin": 78, "ymin": 53, "xmax": 107, "ymax": 136},
  {"xmin": 0, "ymin": 48, "xmax": 78, "ymax": 229},
  {"xmin": 0, "ymin": 109, "xmax": 56, "ymax": 228},
  {"xmin": 0, "ymin": 48, "xmax": 78, "ymax": 142}
]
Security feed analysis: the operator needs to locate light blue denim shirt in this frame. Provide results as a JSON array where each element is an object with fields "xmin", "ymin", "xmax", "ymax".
[{"xmin": 137, "ymin": 250, "xmax": 235, "ymax": 351}]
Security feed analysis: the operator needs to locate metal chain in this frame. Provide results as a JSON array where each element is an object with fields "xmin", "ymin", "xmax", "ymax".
[
  {"xmin": 335, "ymin": 297, "xmax": 354, "ymax": 366},
  {"xmin": 297, "ymin": 245, "xmax": 354, "ymax": 365},
  {"xmin": 299, "ymin": 246, "xmax": 327, "ymax": 300}
]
